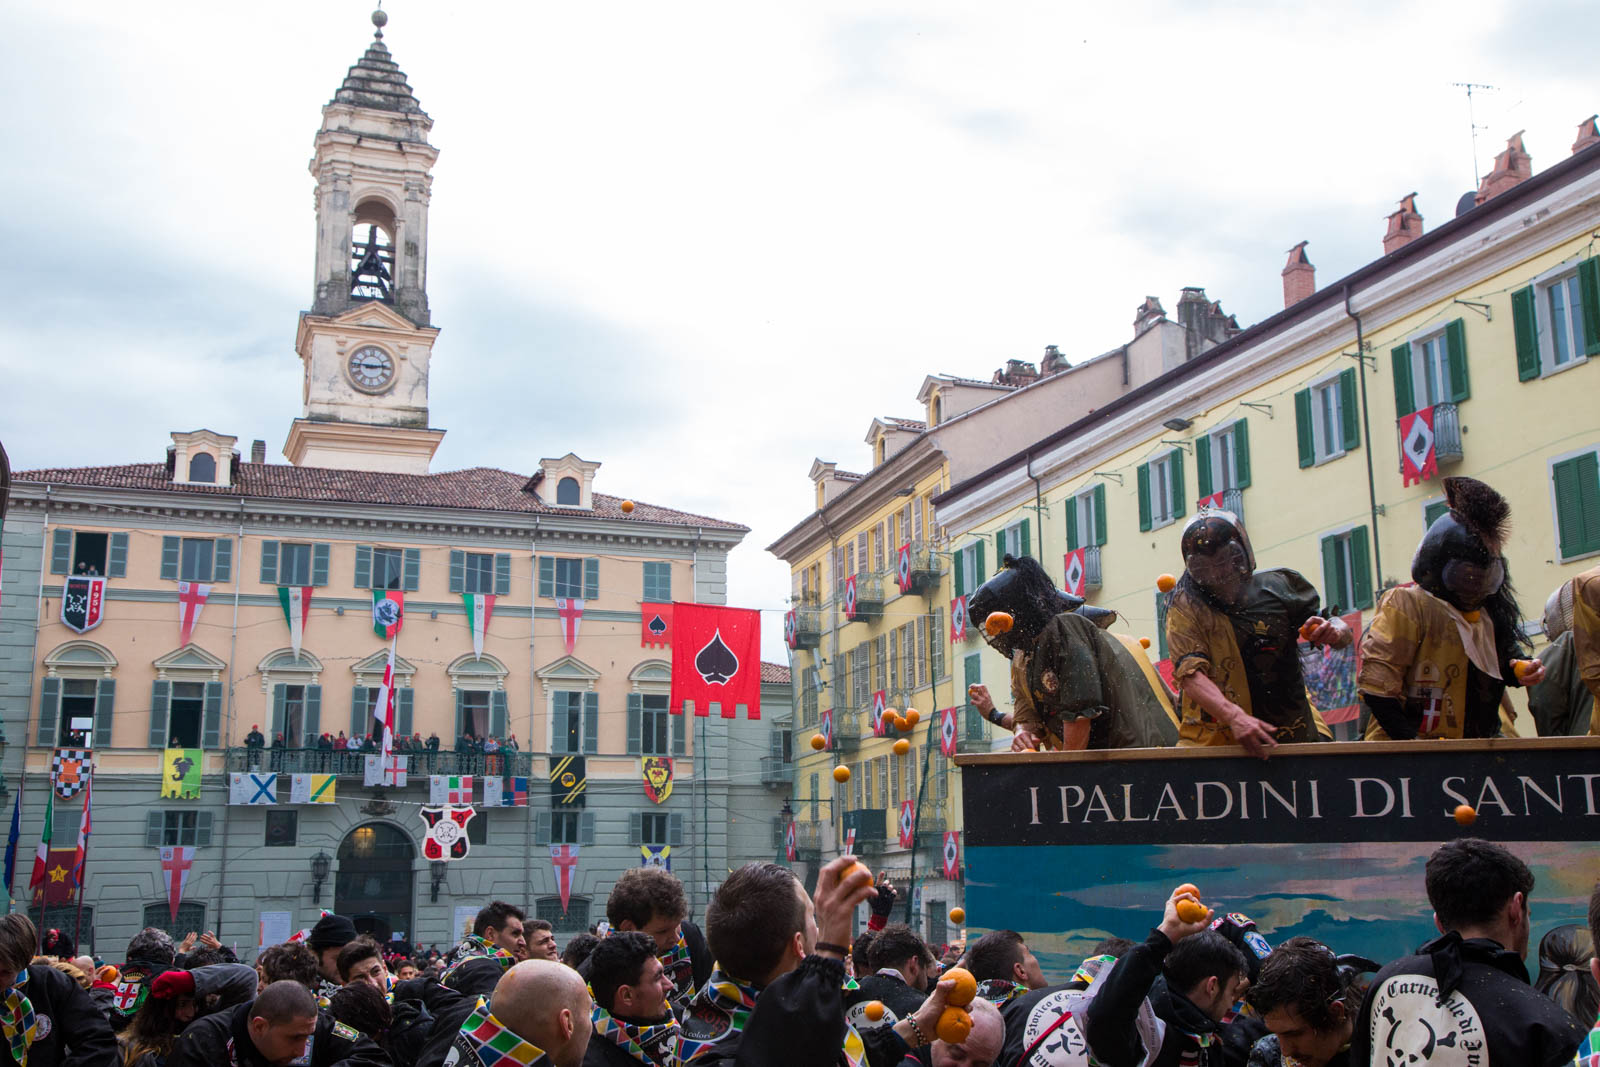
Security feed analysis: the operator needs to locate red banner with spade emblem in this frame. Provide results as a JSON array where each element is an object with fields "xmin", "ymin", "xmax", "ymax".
[
  {"xmin": 1062, "ymin": 549, "xmax": 1088, "ymax": 597},
  {"xmin": 785, "ymin": 821, "xmax": 797, "ymax": 861},
  {"xmin": 843, "ymin": 575, "xmax": 859, "ymax": 620},
  {"xmin": 820, "ymin": 708, "xmax": 834, "ymax": 750},
  {"xmin": 950, "ymin": 596, "xmax": 968, "ymax": 642},
  {"xmin": 670, "ymin": 604, "xmax": 761, "ymax": 718},
  {"xmin": 939, "ymin": 707, "xmax": 957, "ymax": 757},
  {"xmin": 898, "ymin": 800, "xmax": 915, "ymax": 849},
  {"xmin": 870, "ymin": 691, "xmax": 888, "ymax": 737},
  {"xmin": 1399, "ymin": 406, "xmax": 1438, "ymax": 486},
  {"xmin": 942, "ymin": 831, "xmax": 961, "ymax": 881},
  {"xmin": 641, "ymin": 603, "xmax": 673, "ymax": 648},
  {"xmin": 895, "ymin": 544, "xmax": 912, "ymax": 592}
]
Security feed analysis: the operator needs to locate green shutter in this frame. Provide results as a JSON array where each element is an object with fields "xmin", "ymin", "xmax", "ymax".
[
  {"xmin": 397, "ymin": 688, "xmax": 414, "ymax": 736},
  {"xmin": 94, "ymin": 678, "xmax": 115, "ymax": 748},
  {"xmin": 629, "ymin": 812, "xmax": 642, "ymax": 846},
  {"xmin": 36, "ymin": 678, "xmax": 60, "ymax": 747},
  {"xmin": 1391, "ymin": 343, "xmax": 1415, "ymax": 417},
  {"xmin": 495, "ymin": 554, "xmax": 512, "ymax": 596},
  {"xmin": 534, "ymin": 812, "xmax": 551, "ymax": 846},
  {"xmin": 583, "ymin": 692, "xmax": 599, "ymax": 754},
  {"xmin": 202, "ymin": 681, "xmax": 223, "ymax": 749},
  {"xmin": 304, "ymin": 685, "xmax": 321, "ymax": 737},
  {"xmin": 310, "ymin": 543, "xmax": 330, "ymax": 587},
  {"xmin": 403, "ymin": 548, "xmax": 420, "ymax": 592},
  {"xmin": 1137, "ymin": 462, "xmax": 1152, "ymax": 531},
  {"xmin": 490, "ymin": 691, "xmax": 508, "ymax": 738},
  {"xmin": 1294, "ymin": 389, "xmax": 1314, "ymax": 468},
  {"xmin": 668, "ymin": 813, "xmax": 685, "ymax": 846},
  {"xmin": 196, "ymin": 812, "xmax": 214, "ymax": 847},
  {"xmin": 974, "ymin": 541, "xmax": 986, "ymax": 584},
  {"xmin": 1064, "ymin": 498, "xmax": 1079, "ymax": 552},
  {"xmin": 1443, "ymin": 319, "xmax": 1470, "ymax": 402},
  {"xmin": 355, "ymin": 546, "xmax": 373, "ymax": 589},
  {"xmin": 995, "ymin": 530, "xmax": 1006, "ymax": 564},
  {"xmin": 1321, "ymin": 535, "xmax": 1342, "ymax": 610},
  {"xmin": 1512, "ymin": 286, "xmax": 1540, "ymax": 381},
  {"xmin": 145, "ymin": 812, "xmax": 164, "ymax": 848},
  {"xmin": 108, "ymin": 533, "xmax": 129, "ymax": 578},
  {"xmin": 212, "ymin": 537, "xmax": 231, "ymax": 583},
  {"xmin": 1553, "ymin": 453, "xmax": 1600, "ymax": 559},
  {"xmin": 448, "ymin": 550, "xmax": 465, "ymax": 594},
  {"xmin": 1019, "ymin": 519, "xmax": 1031, "ymax": 558},
  {"xmin": 1170, "ymin": 450, "xmax": 1186, "ymax": 520},
  {"xmin": 952, "ymin": 550, "xmax": 964, "ymax": 598},
  {"xmin": 1424, "ymin": 499, "xmax": 1450, "ymax": 530},
  {"xmin": 580, "ymin": 811, "xmax": 596, "ymax": 846},
  {"xmin": 1093, "ymin": 484, "xmax": 1107, "ymax": 545},
  {"xmin": 454, "ymin": 689, "xmax": 467, "ymax": 739},
  {"xmin": 626, "ymin": 694, "xmax": 642, "ymax": 755},
  {"xmin": 50, "ymin": 529, "xmax": 72, "ymax": 575},
  {"xmin": 271, "ymin": 685, "xmax": 286, "ymax": 739},
  {"xmin": 538, "ymin": 556, "xmax": 554, "ymax": 598},
  {"xmin": 1580, "ymin": 258, "xmax": 1600, "ymax": 356},
  {"xmin": 260, "ymin": 540, "xmax": 279, "ymax": 584},
  {"xmin": 1339, "ymin": 368, "xmax": 1360, "ymax": 451},
  {"xmin": 1351, "ymin": 527, "xmax": 1374, "ymax": 609},
  {"xmin": 673, "ymin": 707, "xmax": 687, "ymax": 756},
  {"xmin": 1155, "ymin": 591, "xmax": 1171, "ymax": 661},
  {"xmin": 351, "ymin": 686, "xmax": 369, "ymax": 737},
  {"xmin": 1233, "ymin": 420, "xmax": 1251, "ymax": 489},
  {"xmin": 160, "ymin": 536, "xmax": 181, "ymax": 581},
  {"xmin": 1195, "ymin": 435, "xmax": 1213, "ymax": 500},
  {"xmin": 584, "ymin": 558, "xmax": 600, "ymax": 599},
  {"xmin": 149, "ymin": 680, "xmax": 171, "ymax": 748}
]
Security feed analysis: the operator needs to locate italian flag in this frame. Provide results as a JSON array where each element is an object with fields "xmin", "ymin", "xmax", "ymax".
[
  {"xmin": 277, "ymin": 586, "xmax": 312, "ymax": 657},
  {"xmin": 29, "ymin": 792, "xmax": 53, "ymax": 890},
  {"xmin": 463, "ymin": 594, "xmax": 496, "ymax": 659}
]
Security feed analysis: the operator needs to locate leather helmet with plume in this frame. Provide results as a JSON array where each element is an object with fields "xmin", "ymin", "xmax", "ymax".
[
  {"xmin": 967, "ymin": 554, "xmax": 1117, "ymax": 657},
  {"xmin": 1412, "ymin": 477, "xmax": 1509, "ymax": 612},
  {"xmin": 1179, "ymin": 509, "xmax": 1256, "ymax": 604}
]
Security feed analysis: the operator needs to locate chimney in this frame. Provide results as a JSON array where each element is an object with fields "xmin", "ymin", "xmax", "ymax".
[
  {"xmin": 1282, "ymin": 242, "xmax": 1315, "ymax": 308},
  {"xmin": 1132, "ymin": 296, "xmax": 1166, "ymax": 335},
  {"xmin": 250, "ymin": 439, "xmax": 267, "ymax": 464},
  {"xmin": 1474, "ymin": 132, "xmax": 1532, "ymax": 205},
  {"xmin": 1574, "ymin": 116, "xmax": 1600, "ymax": 156},
  {"xmin": 1041, "ymin": 345, "xmax": 1068, "ymax": 374},
  {"xmin": 993, "ymin": 359, "xmax": 1040, "ymax": 387},
  {"xmin": 1383, "ymin": 193, "xmax": 1424, "ymax": 254}
]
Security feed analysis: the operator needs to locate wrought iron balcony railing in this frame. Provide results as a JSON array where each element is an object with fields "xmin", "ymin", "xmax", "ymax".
[
  {"xmin": 1395, "ymin": 401, "xmax": 1463, "ymax": 474},
  {"xmin": 760, "ymin": 755, "xmax": 791, "ymax": 788},
  {"xmin": 226, "ymin": 746, "xmax": 533, "ymax": 779}
]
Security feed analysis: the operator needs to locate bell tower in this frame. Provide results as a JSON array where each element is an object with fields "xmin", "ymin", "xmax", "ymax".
[{"xmin": 285, "ymin": 8, "xmax": 445, "ymax": 474}]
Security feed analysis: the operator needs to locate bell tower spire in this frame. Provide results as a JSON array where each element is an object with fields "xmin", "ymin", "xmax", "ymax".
[{"xmin": 285, "ymin": 10, "xmax": 445, "ymax": 475}]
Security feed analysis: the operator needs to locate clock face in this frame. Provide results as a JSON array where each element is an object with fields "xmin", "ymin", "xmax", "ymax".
[{"xmin": 347, "ymin": 346, "xmax": 396, "ymax": 393}]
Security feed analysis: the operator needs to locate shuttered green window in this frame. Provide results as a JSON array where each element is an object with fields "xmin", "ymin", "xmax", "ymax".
[
  {"xmin": 1423, "ymin": 499, "xmax": 1450, "ymax": 532},
  {"xmin": 357, "ymin": 546, "xmax": 420, "ymax": 591},
  {"xmin": 1552, "ymin": 450, "xmax": 1600, "ymax": 560},
  {"xmin": 997, "ymin": 519, "xmax": 1030, "ymax": 562},
  {"xmin": 261, "ymin": 542, "xmax": 329, "ymax": 586},
  {"xmin": 643, "ymin": 562, "xmax": 671, "ymax": 602},
  {"xmin": 538, "ymin": 557, "xmax": 598, "ymax": 599},
  {"xmin": 1196, "ymin": 420, "xmax": 1251, "ymax": 500},
  {"xmin": 1295, "ymin": 371, "xmax": 1359, "ymax": 467},
  {"xmin": 1137, "ymin": 452, "xmax": 1183, "ymax": 530},
  {"xmin": 1319, "ymin": 527, "xmax": 1374, "ymax": 613},
  {"xmin": 1065, "ymin": 487, "xmax": 1107, "ymax": 550},
  {"xmin": 51, "ymin": 530, "xmax": 130, "ymax": 578}
]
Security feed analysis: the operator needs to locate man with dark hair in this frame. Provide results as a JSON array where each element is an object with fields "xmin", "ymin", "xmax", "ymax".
[
  {"xmin": 167, "ymin": 979, "xmax": 386, "ymax": 1066},
  {"xmin": 964, "ymin": 929, "xmax": 1046, "ymax": 1006},
  {"xmin": 336, "ymin": 938, "xmax": 387, "ymax": 992},
  {"xmin": 1245, "ymin": 937, "xmax": 1369, "ymax": 1067},
  {"xmin": 606, "ymin": 867, "xmax": 712, "ymax": 1015},
  {"xmin": 1577, "ymin": 881, "xmax": 1600, "ymax": 1056},
  {"xmin": 473, "ymin": 900, "xmax": 528, "ymax": 959},
  {"xmin": 0, "ymin": 913, "xmax": 117, "ymax": 1066},
  {"xmin": 1351, "ymin": 838, "xmax": 1584, "ymax": 1065},
  {"xmin": 441, "ymin": 903, "xmax": 526, "ymax": 997},
  {"xmin": 258, "ymin": 942, "xmax": 320, "ymax": 992},
  {"xmin": 997, "ymin": 944, "xmax": 1138, "ymax": 1067},
  {"xmin": 562, "ymin": 933, "xmax": 601, "ymax": 972},
  {"xmin": 1084, "ymin": 889, "xmax": 1250, "ymax": 1066},
  {"xmin": 581, "ymin": 931, "xmax": 678, "ymax": 1066},
  {"xmin": 527, "ymin": 918, "xmax": 560, "ymax": 962},
  {"xmin": 850, "ymin": 932, "xmax": 877, "ymax": 980},
  {"xmin": 307, "ymin": 913, "xmax": 360, "ymax": 997},
  {"xmin": 111, "ymin": 926, "xmax": 179, "ymax": 1031},
  {"xmin": 857, "ymin": 924, "xmax": 935, "ymax": 1024}
]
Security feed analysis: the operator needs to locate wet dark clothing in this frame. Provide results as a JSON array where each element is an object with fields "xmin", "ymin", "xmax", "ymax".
[
  {"xmin": 851, "ymin": 972, "xmax": 925, "ymax": 1026},
  {"xmin": 0, "ymin": 963, "xmax": 118, "ymax": 1067},
  {"xmin": 166, "ymin": 1001, "xmax": 386, "ymax": 1067},
  {"xmin": 1020, "ymin": 613, "xmax": 1179, "ymax": 748},
  {"xmin": 1246, "ymin": 1033, "xmax": 1350, "ymax": 1066},
  {"xmin": 1084, "ymin": 930, "xmax": 1234, "ymax": 1067},
  {"xmin": 1527, "ymin": 631, "xmax": 1595, "ymax": 735},
  {"xmin": 1350, "ymin": 932, "xmax": 1584, "ymax": 1067},
  {"xmin": 395, "ymin": 976, "xmax": 478, "ymax": 1067}
]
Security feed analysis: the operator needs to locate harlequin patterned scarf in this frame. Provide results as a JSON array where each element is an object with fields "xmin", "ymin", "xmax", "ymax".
[
  {"xmin": 590, "ymin": 997, "xmax": 680, "ymax": 1066},
  {"xmin": 451, "ymin": 999, "xmax": 552, "ymax": 1067},
  {"xmin": 676, "ymin": 967, "xmax": 865, "ymax": 1066},
  {"xmin": 658, "ymin": 927, "xmax": 697, "ymax": 1009},
  {"xmin": 442, "ymin": 935, "xmax": 517, "ymax": 985},
  {"xmin": 1, "ymin": 971, "xmax": 37, "ymax": 1067},
  {"xmin": 974, "ymin": 978, "xmax": 1028, "ymax": 1006}
]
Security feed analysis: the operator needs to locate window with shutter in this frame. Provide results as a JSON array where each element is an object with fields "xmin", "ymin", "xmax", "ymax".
[
  {"xmin": 643, "ymin": 562, "xmax": 672, "ymax": 602},
  {"xmin": 1318, "ymin": 528, "xmax": 1373, "ymax": 614},
  {"xmin": 1551, "ymin": 450, "xmax": 1600, "ymax": 560},
  {"xmin": 50, "ymin": 529, "xmax": 73, "ymax": 575},
  {"xmin": 1304, "ymin": 373, "xmax": 1352, "ymax": 464},
  {"xmin": 1524, "ymin": 262, "xmax": 1600, "ymax": 378}
]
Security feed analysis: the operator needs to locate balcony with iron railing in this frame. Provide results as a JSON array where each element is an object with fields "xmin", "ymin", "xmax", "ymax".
[
  {"xmin": 842, "ymin": 808, "xmax": 888, "ymax": 857},
  {"xmin": 843, "ymin": 573, "xmax": 886, "ymax": 622},
  {"xmin": 957, "ymin": 705, "xmax": 992, "ymax": 754},
  {"xmin": 226, "ymin": 746, "xmax": 533, "ymax": 779},
  {"xmin": 1081, "ymin": 544, "xmax": 1103, "ymax": 591},
  {"xmin": 760, "ymin": 755, "xmax": 791, "ymax": 788},
  {"xmin": 790, "ymin": 605, "xmax": 823, "ymax": 650},
  {"xmin": 832, "ymin": 713, "xmax": 863, "ymax": 753},
  {"xmin": 1396, "ymin": 401, "xmax": 1463, "ymax": 475},
  {"xmin": 902, "ymin": 543, "xmax": 941, "ymax": 595}
]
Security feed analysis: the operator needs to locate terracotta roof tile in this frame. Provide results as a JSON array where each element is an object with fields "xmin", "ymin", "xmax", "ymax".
[
  {"xmin": 761, "ymin": 662, "xmax": 792, "ymax": 683},
  {"xmin": 14, "ymin": 461, "xmax": 748, "ymax": 532},
  {"xmin": 883, "ymin": 417, "xmax": 928, "ymax": 433}
]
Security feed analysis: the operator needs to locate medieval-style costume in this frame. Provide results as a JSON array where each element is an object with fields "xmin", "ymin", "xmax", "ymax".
[
  {"xmin": 1360, "ymin": 477, "xmax": 1533, "ymax": 740},
  {"xmin": 968, "ymin": 556, "xmax": 1177, "ymax": 751},
  {"xmin": 1165, "ymin": 510, "xmax": 1344, "ymax": 746},
  {"xmin": 1542, "ymin": 565, "xmax": 1600, "ymax": 735}
]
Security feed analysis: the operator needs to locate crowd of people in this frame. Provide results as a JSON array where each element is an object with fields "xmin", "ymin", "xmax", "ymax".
[
  {"xmin": 246, "ymin": 728, "xmax": 524, "ymax": 775},
  {"xmin": 8, "ymin": 842, "xmax": 1597, "ymax": 1065}
]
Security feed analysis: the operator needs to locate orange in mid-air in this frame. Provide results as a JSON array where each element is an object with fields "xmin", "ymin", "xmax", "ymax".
[
  {"xmin": 984, "ymin": 612, "xmax": 1014, "ymax": 636},
  {"xmin": 941, "ymin": 967, "xmax": 977, "ymax": 1007},
  {"xmin": 1139, "ymin": 637, "xmax": 1152, "ymax": 649},
  {"xmin": 948, "ymin": 907, "xmax": 966, "ymax": 925},
  {"xmin": 833, "ymin": 766, "xmax": 851, "ymax": 783},
  {"xmin": 810, "ymin": 734, "xmax": 827, "ymax": 750},
  {"xmin": 904, "ymin": 710, "xmax": 920, "ymax": 727},
  {"xmin": 935, "ymin": 1007, "xmax": 973, "ymax": 1044},
  {"xmin": 1454, "ymin": 804, "xmax": 1477, "ymax": 826},
  {"xmin": 892, "ymin": 739, "xmax": 910, "ymax": 756},
  {"xmin": 1156, "ymin": 574, "xmax": 1177, "ymax": 593}
]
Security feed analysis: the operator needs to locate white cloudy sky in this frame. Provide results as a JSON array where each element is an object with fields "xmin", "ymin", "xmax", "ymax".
[{"xmin": 1, "ymin": 0, "xmax": 1593, "ymax": 658}]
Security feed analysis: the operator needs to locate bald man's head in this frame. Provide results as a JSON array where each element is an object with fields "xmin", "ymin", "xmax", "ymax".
[
  {"xmin": 491, "ymin": 960, "xmax": 592, "ymax": 1067},
  {"xmin": 932, "ymin": 997, "xmax": 1004, "ymax": 1067}
]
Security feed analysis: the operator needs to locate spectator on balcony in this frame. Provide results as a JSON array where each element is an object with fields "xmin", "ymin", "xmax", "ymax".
[
  {"xmin": 1360, "ymin": 477, "xmax": 1540, "ymax": 741},
  {"xmin": 506, "ymin": 733, "xmax": 520, "ymax": 752},
  {"xmin": 245, "ymin": 724, "xmax": 265, "ymax": 751},
  {"xmin": 484, "ymin": 735, "xmax": 502, "ymax": 775},
  {"xmin": 1166, "ymin": 510, "xmax": 1350, "ymax": 758},
  {"xmin": 334, "ymin": 731, "xmax": 347, "ymax": 750},
  {"xmin": 967, "ymin": 555, "xmax": 1178, "ymax": 752}
]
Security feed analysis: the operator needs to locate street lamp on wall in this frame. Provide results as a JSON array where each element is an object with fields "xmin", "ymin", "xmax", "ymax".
[
  {"xmin": 310, "ymin": 851, "xmax": 332, "ymax": 905},
  {"xmin": 430, "ymin": 860, "xmax": 447, "ymax": 903}
]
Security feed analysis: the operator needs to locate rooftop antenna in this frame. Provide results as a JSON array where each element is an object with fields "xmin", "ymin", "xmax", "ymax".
[{"xmin": 1452, "ymin": 82, "xmax": 1498, "ymax": 186}]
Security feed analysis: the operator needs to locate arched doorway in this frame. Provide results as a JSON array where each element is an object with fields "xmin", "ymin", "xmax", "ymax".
[{"xmin": 335, "ymin": 822, "xmax": 415, "ymax": 948}]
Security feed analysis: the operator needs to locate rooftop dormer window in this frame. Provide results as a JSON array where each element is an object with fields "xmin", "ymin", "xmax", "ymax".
[{"xmin": 188, "ymin": 453, "xmax": 216, "ymax": 484}]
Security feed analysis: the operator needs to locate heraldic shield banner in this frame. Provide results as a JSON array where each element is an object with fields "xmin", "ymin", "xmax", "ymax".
[
  {"xmin": 61, "ymin": 576, "xmax": 105, "ymax": 634},
  {"xmin": 641, "ymin": 757, "xmax": 673, "ymax": 804}
]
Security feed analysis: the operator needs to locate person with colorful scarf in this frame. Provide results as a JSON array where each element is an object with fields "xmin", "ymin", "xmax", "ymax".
[
  {"xmin": 0, "ymin": 913, "xmax": 117, "ymax": 1067},
  {"xmin": 605, "ymin": 868, "xmax": 712, "ymax": 1019},
  {"xmin": 110, "ymin": 928, "xmax": 178, "ymax": 1033},
  {"xmin": 166, "ymin": 979, "xmax": 386, "ymax": 1067},
  {"xmin": 963, "ymin": 930, "xmax": 1046, "ymax": 1009},
  {"xmin": 580, "ymin": 932, "xmax": 679, "ymax": 1067},
  {"xmin": 675, "ymin": 858, "xmax": 956, "ymax": 1066},
  {"xmin": 435, "ymin": 960, "xmax": 593, "ymax": 1067}
]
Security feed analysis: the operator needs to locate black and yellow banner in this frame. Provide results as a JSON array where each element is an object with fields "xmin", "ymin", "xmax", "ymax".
[{"xmin": 550, "ymin": 756, "xmax": 587, "ymax": 807}]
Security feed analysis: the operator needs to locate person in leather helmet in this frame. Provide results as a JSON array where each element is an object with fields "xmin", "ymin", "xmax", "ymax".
[
  {"xmin": 966, "ymin": 554, "xmax": 1177, "ymax": 752},
  {"xmin": 1359, "ymin": 476, "xmax": 1542, "ymax": 740}
]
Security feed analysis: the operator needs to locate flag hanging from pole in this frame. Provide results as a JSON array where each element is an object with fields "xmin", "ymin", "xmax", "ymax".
[
  {"xmin": 159, "ymin": 845, "xmax": 195, "ymax": 923},
  {"xmin": 277, "ymin": 586, "xmax": 312, "ymax": 658},
  {"xmin": 463, "ymin": 593, "xmax": 496, "ymax": 658},
  {"xmin": 2, "ymin": 790, "xmax": 19, "ymax": 896},
  {"xmin": 641, "ymin": 603, "xmax": 673, "ymax": 649},
  {"xmin": 669, "ymin": 603, "xmax": 762, "ymax": 718},
  {"xmin": 28, "ymin": 792, "xmax": 53, "ymax": 891},
  {"xmin": 176, "ymin": 581, "xmax": 210, "ymax": 646},
  {"xmin": 551, "ymin": 845, "xmax": 580, "ymax": 913},
  {"xmin": 555, "ymin": 598, "xmax": 584, "ymax": 655},
  {"xmin": 372, "ymin": 639, "xmax": 399, "ymax": 783},
  {"xmin": 71, "ymin": 777, "xmax": 91, "ymax": 888}
]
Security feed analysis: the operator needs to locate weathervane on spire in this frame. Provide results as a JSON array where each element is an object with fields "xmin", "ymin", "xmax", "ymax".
[{"xmin": 371, "ymin": 4, "xmax": 386, "ymax": 39}]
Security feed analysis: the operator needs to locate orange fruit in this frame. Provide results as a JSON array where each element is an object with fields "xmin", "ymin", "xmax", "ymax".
[
  {"xmin": 1156, "ymin": 574, "xmax": 1177, "ymax": 593},
  {"xmin": 1512, "ymin": 659, "xmax": 1536, "ymax": 682},
  {"xmin": 1175, "ymin": 899, "xmax": 1210, "ymax": 924},
  {"xmin": 838, "ymin": 860, "xmax": 872, "ymax": 885},
  {"xmin": 1463, "ymin": 610, "xmax": 1481, "ymax": 623},
  {"xmin": 893, "ymin": 739, "xmax": 910, "ymax": 756},
  {"xmin": 833, "ymin": 765, "xmax": 851, "ymax": 783},
  {"xmin": 810, "ymin": 733, "xmax": 827, "ymax": 750},
  {"xmin": 942, "ymin": 967, "xmax": 977, "ymax": 1007},
  {"xmin": 984, "ymin": 612, "xmax": 1014, "ymax": 636},
  {"xmin": 936, "ymin": 1007, "xmax": 973, "ymax": 1043},
  {"xmin": 1173, "ymin": 883, "xmax": 1200, "ymax": 899},
  {"xmin": 1139, "ymin": 637, "xmax": 1152, "ymax": 649},
  {"xmin": 863, "ymin": 1000, "xmax": 885, "ymax": 1022},
  {"xmin": 904, "ymin": 709, "xmax": 920, "ymax": 727},
  {"xmin": 1299, "ymin": 618, "xmax": 1320, "ymax": 641},
  {"xmin": 885, "ymin": 711, "xmax": 903, "ymax": 730},
  {"xmin": 1454, "ymin": 804, "xmax": 1477, "ymax": 826},
  {"xmin": 620, "ymin": 500, "xmax": 635, "ymax": 513},
  {"xmin": 948, "ymin": 907, "xmax": 966, "ymax": 925}
]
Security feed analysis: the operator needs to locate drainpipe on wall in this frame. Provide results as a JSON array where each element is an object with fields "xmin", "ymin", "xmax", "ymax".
[
  {"xmin": 216, "ymin": 496, "xmax": 246, "ymax": 939},
  {"xmin": 1025, "ymin": 451, "xmax": 1045, "ymax": 552},
  {"xmin": 815, "ymin": 507, "xmax": 841, "ymax": 859},
  {"xmin": 526, "ymin": 518, "xmax": 539, "ymax": 914},
  {"xmin": 1343, "ymin": 284, "xmax": 1385, "ymax": 592}
]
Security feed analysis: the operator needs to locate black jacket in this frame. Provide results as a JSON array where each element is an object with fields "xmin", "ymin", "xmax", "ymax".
[
  {"xmin": 0, "ymin": 964, "xmax": 117, "ymax": 1067},
  {"xmin": 166, "ymin": 1001, "xmax": 387, "ymax": 1067},
  {"xmin": 1084, "ymin": 930, "xmax": 1230, "ymax": 1067},
  {"xmin": 658, "ymin": 922, "xmax": 714, "ymax": 1019},
  {"xmin": 851, "ymin": 972, "xmax": 926, "ymax": 1026},
  {"xmin": 580, "ymin": 1012, "xmax": 676, "ymax": 1067},
  {"xmin": 1246, "ymin": 1033, "xmax": 1350, "ymax": 1067},
  {"xmin": 395, "ymin": 977, "xmax": 479, "ymax": 1067},
  {"xmin": 1350, "ymin": 932, "xmax": 1585, "ymax": 1067}
]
